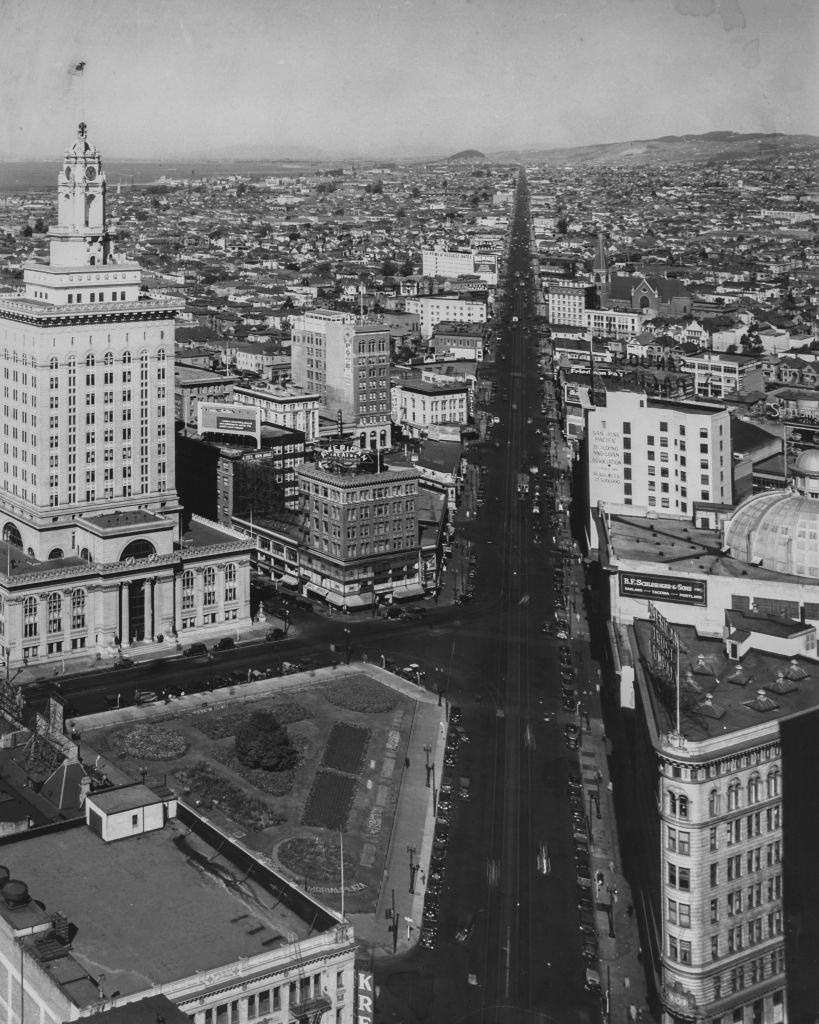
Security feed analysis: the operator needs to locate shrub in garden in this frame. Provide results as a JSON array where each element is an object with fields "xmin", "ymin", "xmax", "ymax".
[{"xmin": 234, "ymin": 710, "xmax": 298, "ymax": 772}]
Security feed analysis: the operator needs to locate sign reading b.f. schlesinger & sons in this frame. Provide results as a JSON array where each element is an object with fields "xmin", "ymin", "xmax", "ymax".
[{"xmin": 619, "ymin": 571, "xmax": 706, "ymax": 606}]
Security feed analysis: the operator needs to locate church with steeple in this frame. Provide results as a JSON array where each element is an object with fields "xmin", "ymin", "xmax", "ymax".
[{"xmin": 0, "ymin": 124, "xmax": 252, "ymax": 669}]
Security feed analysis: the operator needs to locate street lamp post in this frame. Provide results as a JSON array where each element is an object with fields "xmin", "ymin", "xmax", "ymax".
[
  {"xmin": 431, "ymin": 763, "xmax": 437, "ymax": 813},
  {"xmin": 407, "ymin": 844, "xmax": 418, "ymax": 894},
  {"xmin": 343, "ymin": 627, "xmax": 351, "ymax": 664},
  {"xmin": 423, "ymin": 744, "xmax": 432, "ymax": 788}
]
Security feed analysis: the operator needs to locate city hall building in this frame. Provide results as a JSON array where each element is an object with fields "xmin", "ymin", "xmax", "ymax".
[{"xmin": 0, "ymin": 124, "xmax": 252, "ymax": 668}]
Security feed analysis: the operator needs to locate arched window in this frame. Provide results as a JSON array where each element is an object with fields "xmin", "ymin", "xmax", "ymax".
[
  {"xmin": 47, "ymin": 593, "xmax": 62, "ymax": 634},
  {"xmin": 380, "ymin": 429, "xmax": 387, "ymax": 447},
  {"xmin": 767, "ymin": 768, "xmax": 780, "ymax": 798},
  {"xmin": 359, "ymin": 433, "xmax": 367, "ymax": 450},
  {"xmin": 224, "ymin": 563, "xmax": 237, "ymax": 602},
  {"xmin": 708, "ymin": 789, "xmax": 720, "ymax": 817},
  {"xmin": 79, "ymin": 547, "xmax": 91, "ymax": 562},
  {"xmin": 667, "ymin": 792, "xmax": 677, "ymax": 816},
  {"xmin": 0, "ymin": 595, "xmax": 5, "ymax": 638},
  {"xmin": 678, "ymin": 794, "xmax": 689, "ymax": 819},
  {"xmin": 157, "ymin": 348, "xmax": 166, "ymax": 362},
  {"xmin": 103, "ymin": 351, "xmax": 114, "ymax": 365},
  {"xmin": 727, "ymin": 780, "xmax": 741, "ymax": 811},
  {"xmin": 203, "ymin": 567, "xmax": 216, "ymax": 607},
  {"xmin": 747, "ymin": 773, "xmax": 761, "ymax": 804},
  {"xmin": 85, "ymin": 353, "xmax": 95, "ymax": 367},
  {"xmin": 120, "ymin": 539, "xmax": 156, "ymax": 561},
  {"xmin": 181, "ymin": 570, "xmax": 195, "ymax": 611},
  {"xmin": 71, "ymin": 589, "xmax": 86, "ymax": 630},
  {"xmin": 48, "ymin": 548, "xmax": 64, "ymax": 560},
  {"xmin": 2, "ymin": 523, "xmax": 22, "ymax": 549},
  {"xmin": 122, "ymin": 350, "xmax": 132, "ymax": 364},
  {"xmin": 23, "ymin": 597, "xmax": 37, "ymax": 638}
]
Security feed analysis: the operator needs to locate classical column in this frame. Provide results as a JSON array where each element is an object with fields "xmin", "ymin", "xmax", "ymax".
[
  {"xmin": 120, "ymin": 582, "xmax": 130, "ymax": 647},
  {"xmin": 173, "ymin": 573, "xmax": 182, "ymax": 635},
  {"xmin": 143, "ymin": 578, "xmax": 154, "ymax": 641},
  {"xmin": 194, "ymin": 567, "xmax": 205, "ymax": 627}
]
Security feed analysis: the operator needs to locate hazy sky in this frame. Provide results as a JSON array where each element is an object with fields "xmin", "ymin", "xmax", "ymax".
[{"xmin": 1, "ymin": 0, "xmax": 816, "ymax": 159}]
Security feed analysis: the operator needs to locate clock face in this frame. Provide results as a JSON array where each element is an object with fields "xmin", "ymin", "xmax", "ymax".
[
  {"xmin": 85, "ymin": 166, "xmax": 97, "ymax": 181},
  {"xmin": 64, "ymin": 165, "xmax": 72, "ymax": 180}
]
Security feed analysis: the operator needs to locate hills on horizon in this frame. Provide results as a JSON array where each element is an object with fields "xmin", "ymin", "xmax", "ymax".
[
  {"xmin": 2, "ymin": 130, "xmax": 816, "ymax": 173},
  {"xmin": 488, "ymin": 130, "xmax": 818, "ymax": 167}
]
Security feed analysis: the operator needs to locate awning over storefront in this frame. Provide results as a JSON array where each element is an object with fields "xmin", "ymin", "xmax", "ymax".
[
  {"xmin": 344, "ymin": 592, "xmax": 374, "ymax": 608},
  {"xmin": 306, "ymin": 583, "xmax": 329, "ymax": 599},
  {"xmin": 325, "ymin": 591, "xmax": 345, "ymax": 607},
  {"xmin": 392, "ymin": 583, "xmax": 426, "ymax": 601},
  {"xmin": 277, "ymin": 573, "xmax": 299, "ymax": 588}
]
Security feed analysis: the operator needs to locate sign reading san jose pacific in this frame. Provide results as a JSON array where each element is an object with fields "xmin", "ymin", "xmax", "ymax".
[{"xmin": 619, "ymin": 572, "xmax": 706, "ymax": 606}]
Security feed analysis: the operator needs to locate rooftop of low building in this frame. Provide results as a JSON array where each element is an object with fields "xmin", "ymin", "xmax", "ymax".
[
  {"xmin": 631, "ymin": 617, "xmax": 819, "ymax": 746},
  {"xmin": 0, "ymin": 808, "xmax": 328, "ymax": 1005}
]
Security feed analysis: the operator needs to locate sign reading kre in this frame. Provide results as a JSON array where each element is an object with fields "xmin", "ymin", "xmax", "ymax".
[{"xmin": 356, "ymin": 969, "xmax": 374, "ymax": 1024}]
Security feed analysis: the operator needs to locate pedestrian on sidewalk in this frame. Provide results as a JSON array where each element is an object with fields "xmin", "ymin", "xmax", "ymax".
[{"xmin": 628, "ymin": 1006, "xmax": 637, "ymax": 1023}]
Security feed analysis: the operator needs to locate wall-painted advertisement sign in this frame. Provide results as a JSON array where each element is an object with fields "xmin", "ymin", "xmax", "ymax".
[
  {"xmin": 356, "ymin": 969, "xmax": 374, "ymax": 1024},
  {"xmin": 619, "ymin": 572, "xmax": 706, "ymax": 606}
]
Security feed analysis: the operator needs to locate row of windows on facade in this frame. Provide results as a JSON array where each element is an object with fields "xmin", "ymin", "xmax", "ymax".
[
  {"xmin": 313, "ymin": 519, "xmax": 416, "ymax": 538},
  {"xmin": 667, "ymin": 874, "xmax": 782, "ymax": 934},
  {"xmin": 198, "ymin": 969, "xmax": 341, "ymax": 1024},
  {"xmin": 667, "ymin": 805, "xmax": 781, "ymax": 857},
  {"xmin": 711, "ymin": 975, "xmax": 784, "ymax": 1013},
  {"xmin": 669, "ymin": 913, "xmax": 783, "ymax": 964},
  {"xmin": 667, "ymin": 842, "xmax": 782, "ymax": 899},
  {"xmin": 306, "ymin": 483, "xmax": 415, "ymax": 501},
  {"xmin": 64, "ymin": 291, "xmax": 128, "ymax": 304},
  {"xmin": 665, "ymin": 771, "xmax": 781, "ymax": 819},
  {"xmin": 312, "ymin": 536, "xmax": 411, "ymax": 556},
  {"xmin": 0, "ymin": 344, "xmax": 168, "ymax": 369},
  {"xmin": 623, "ymin": 421, "xmax": 714, "ymax": 439},
  {"xmin": 180, "ymin": 565, "xmax": 238, "ymax": 610},
  {"xmin": 1, "ymin": 568, "xmax": 238, "ymax": 638},
  {"xmin": 312, "ymin": 501, "xmax": 415, "ymax": 519}
]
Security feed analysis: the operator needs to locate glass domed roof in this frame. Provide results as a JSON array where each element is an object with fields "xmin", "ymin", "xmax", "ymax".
[
  {"xmin": 724, "ymin": 488, "xmax": 819, "ymax": 578},
  {"xmin": 795, "ymin": 449, "xmax": 819, "ymax": 476}
]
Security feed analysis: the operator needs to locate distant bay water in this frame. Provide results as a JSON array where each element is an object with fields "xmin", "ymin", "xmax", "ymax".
[{"xmin": 0, "ymin": 158, "xmax": 316, "ymax": 194}]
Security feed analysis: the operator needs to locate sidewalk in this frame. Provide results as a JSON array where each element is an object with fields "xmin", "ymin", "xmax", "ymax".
[
  {"xmin": 552, "ymin": 403, "xmax": 651, "ymax": 1021},
  {"xmin": 349, "ymin": 682, "xmax": 447, "ymax": 956}
]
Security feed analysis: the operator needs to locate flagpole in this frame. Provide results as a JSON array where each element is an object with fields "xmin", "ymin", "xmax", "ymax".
[{"xmin": 339, "ymin": 829, "xmax": 345, "ymax": 920}]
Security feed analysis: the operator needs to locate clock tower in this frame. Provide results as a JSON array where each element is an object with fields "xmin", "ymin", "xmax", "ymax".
[{"xmin": 50, "ymin": 122, "xmax": 111, "ymax": 268}]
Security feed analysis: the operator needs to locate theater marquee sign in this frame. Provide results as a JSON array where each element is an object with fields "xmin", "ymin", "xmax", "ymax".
[{"xmin": 619, "ymin": 571, "xmax": 707, "ymax": 606}]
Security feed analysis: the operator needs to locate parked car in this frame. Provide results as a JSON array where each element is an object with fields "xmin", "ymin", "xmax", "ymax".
[
  {"xmin": 455, "ymin": 914, "xmax": 476, "ymax": 944},
  {"xmin": 265, "ymin": 628, "xmax": 285, "ymax": 641},
  {"xmin": 212, "ymin": 637, "xmax": 235, "ymax": 652},
  {"xmin": 458, "ymin": 776, "xmax": 471, "ymax": 800},
  {"xmin": 420, "ymin": 926, "xmax": 437, "ymax": 949},
  {"xmin": 184, "ymin": 642, "xmax": 208, "ymax": 657},
  {"xmin": 564, "ymin": 723, "xmax": 580, "ymax": 749},
  {"xmin": 584, "ymin": 966, "xmax": 601, "ymax": 992}
]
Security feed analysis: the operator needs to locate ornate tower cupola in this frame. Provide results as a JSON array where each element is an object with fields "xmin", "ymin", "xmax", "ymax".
[{"xmin": 49, "ymin": 122, "xmax": 112, "ymax": 268}]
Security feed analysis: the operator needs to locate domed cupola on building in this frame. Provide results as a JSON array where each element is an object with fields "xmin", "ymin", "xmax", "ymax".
[
  {"xmin": 724, "ymin": 449, "xmax": 819, "ymax": 578},
  {"xmin": 50, "ymin": 121, "xmax": 111, "ymax": 268}
]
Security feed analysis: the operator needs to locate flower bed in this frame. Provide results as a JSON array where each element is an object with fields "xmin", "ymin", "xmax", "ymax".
[
  {"xmin": 322, "ymin": 723, "xmax": 370, "ymax": 774},
  {"xmin": 277, "ymin": 835, "xmax": 357, "ymax": 884},
  {"xmin": 108, "ymin": 724, "xmax": 188, "ymax": 761},
  {"xmin": 192, "ymin": 699, "xmax": 309, "ymax": 740},
  {"xmin": 175, "ymin": 761, "xmax": 285, "ymax": 831},
  {"xmin": 209, "ymin": 743, "xmax": 296, "ymax": 797},
  {"xmin": 321, "ymin": 677, "xmax": 396, "ymax": 714},
  {"xmin": 302, "ymin": 770, "xmax": 357, "ymax": 830}
]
